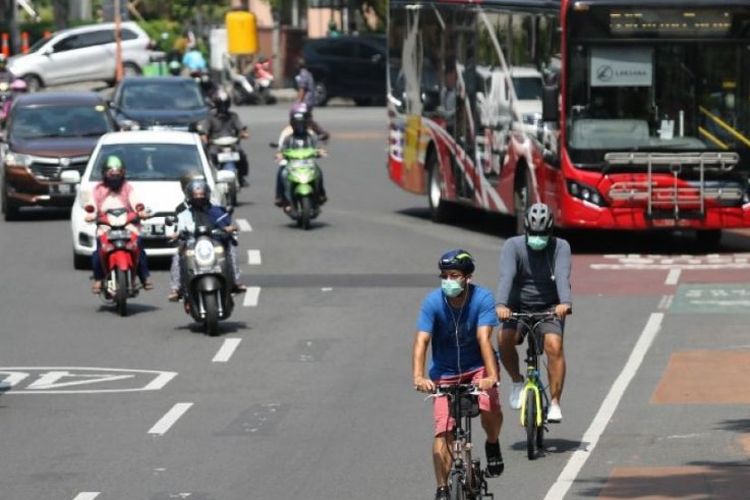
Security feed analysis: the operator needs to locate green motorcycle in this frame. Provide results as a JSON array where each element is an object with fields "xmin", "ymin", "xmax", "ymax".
[{"xmin": 280, "ymin": 147, "xmax": 323, "ymax": 230}]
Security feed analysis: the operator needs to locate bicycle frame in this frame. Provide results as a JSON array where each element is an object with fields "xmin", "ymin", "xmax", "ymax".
[{"xmin": 518, "ymin": 320, "xmax": 550, "ymax": 427}]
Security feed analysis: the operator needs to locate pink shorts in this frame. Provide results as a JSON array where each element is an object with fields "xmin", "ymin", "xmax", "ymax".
[{"xmin": 433, "ymin": 367, "xmax": 501, "ymax": 436}]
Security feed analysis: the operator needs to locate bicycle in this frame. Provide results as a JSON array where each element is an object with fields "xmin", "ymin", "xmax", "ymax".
[
  {"xmin": 427, "ymin": 383, "xmax": 495, "ymax": 500},
  {"xmin": 509, "ymin": 311, "xmax": 559, "ymax": 460}
]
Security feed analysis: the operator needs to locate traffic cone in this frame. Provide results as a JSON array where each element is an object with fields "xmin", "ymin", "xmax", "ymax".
[
  {"xmin": 21, "ymin": 32, "xmax": 29, "ymax": 54},
  {"xmin": 1, "ymin": 33, "xmax": 9, "ymax": 57}
]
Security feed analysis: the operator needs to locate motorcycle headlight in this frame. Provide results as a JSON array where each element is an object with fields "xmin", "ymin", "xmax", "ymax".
[
  {"xmin": 4, "ymin": 152, "xmax": 33, "ymax": 168},
  {"xmin": 194, "ymin": 239, "xmax": 216, "ymax": 267}
]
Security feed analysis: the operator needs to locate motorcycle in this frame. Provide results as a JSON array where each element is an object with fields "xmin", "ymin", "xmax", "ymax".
[
  {"xmin": 231, "ymin": 58, "xmax": 276, "ymax": 106},
  {"xmin": 278, "ymin": 146, "xmax": 323, "ymax": 230},
  {"xmin": 170, "ymin": 220, "xmax": 236, "ymax": 336},
  {"xmin": 210, "ymin": 135, "xmax": 241, "ymax": 206},
  {"xmin": 87, "ymin": 204, "xmax": 146, "ymax": 317}
]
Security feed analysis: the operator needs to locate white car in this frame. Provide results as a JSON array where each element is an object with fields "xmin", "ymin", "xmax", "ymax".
[
  {"xmin": 66, "ymin": 130, "xmax": 235, "ymax": 269},
  {"xmin": 8, "ymin": 22, "xmax": 161, "ymax": 91}
]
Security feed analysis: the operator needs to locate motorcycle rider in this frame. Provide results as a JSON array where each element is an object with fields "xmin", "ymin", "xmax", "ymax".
[
  {"xmin": 294, "ymin": 57, "xmax": 329, "ymax": 141},
  {"xmin": 86, "ymin": 155, "xmax": 153, "ymax": 294},
  {"xmin": 274, "ymin": 103, "xmax": 327, "ymax": 210},
  {"xmin": 168, "ymin": 177, "xmax": 246, "ymax": 301},
  {"xmin": 205, "ymin": 91, "xmax": 250, "ymax": 186},
  {"xmin": 168, "ymin": 59, "xmax": 182, "ymax": 76},
  {"xmin": 1, "ymin": 79, "xmax": 27, "ymax": 125}
]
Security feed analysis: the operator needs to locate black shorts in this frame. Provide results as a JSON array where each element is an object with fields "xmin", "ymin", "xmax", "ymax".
[{"xmin": 500, "ymin": 305, "xmax": 565, "ymax": 342}]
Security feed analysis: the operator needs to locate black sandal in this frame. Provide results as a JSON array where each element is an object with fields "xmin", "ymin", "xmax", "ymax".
[{"xmin": 485, "ymin": 441, "xmax": 504, "ymax": 477}]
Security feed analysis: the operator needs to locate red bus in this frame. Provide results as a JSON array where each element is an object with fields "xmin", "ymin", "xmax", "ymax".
[{"xmin": 387, "ymin": 0, "xmax": 750, "ymax": 244}]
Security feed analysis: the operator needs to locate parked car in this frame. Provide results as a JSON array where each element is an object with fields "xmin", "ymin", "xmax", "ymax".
[
  {"xmin": 7, "ymin": 22, "xmax": 161, "ymax": 91},
  {"xmin": 67, "ymin": 130, "xmax": 235, "ymax": 269},
  {"xmin": 302, "ymin": 35, "xmax": 386, "ymax": 106},
  {"xmin": 0, "ymin": 91, "xmax": 116, "ymax": 220},
  {"xmin": 109, "ymin": 76, "xmax": 209, "ymax": 131}
]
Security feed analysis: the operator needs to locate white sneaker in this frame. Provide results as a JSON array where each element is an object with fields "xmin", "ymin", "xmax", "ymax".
[
  {"xmin": 509, "ymin": 380, "xmax": 524, "ymax": 410},
  {"xmin": 547, "ymin": 402, "xmax": 562, "ymax": 423}
]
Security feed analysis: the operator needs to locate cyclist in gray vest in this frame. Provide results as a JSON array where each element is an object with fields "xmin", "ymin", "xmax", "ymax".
[{"xmin": 495, "ymin": 203, "xmax": 572, "ymax": 423}]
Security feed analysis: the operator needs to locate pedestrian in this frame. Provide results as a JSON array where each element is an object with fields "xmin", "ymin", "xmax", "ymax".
[
  {"xmin": 294, "ymin": 58, "xmax": 330, "ymax": 141},
  {"xmin": 413, "ymin": 249, "xmax": 505, "ymax": 500}
]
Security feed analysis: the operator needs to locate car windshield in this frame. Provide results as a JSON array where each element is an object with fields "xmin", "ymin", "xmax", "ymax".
[
  {"xmin": 90, "ymin": 143, "xmax": 205, "ymax": 182},
  {"xmin": 118, "ymin": 81, "xmax": 205, "ymax": 111},
  {"xmin": 10, "ymin": 104, "xmax": 113, "ymax": 140},
  {"xmin": 513, "ymin": 77, "xmax": 542, "ymax": 101},
  {"xmin": 27, "ymin": 35, "xmax": 52, "ymax": 54}
]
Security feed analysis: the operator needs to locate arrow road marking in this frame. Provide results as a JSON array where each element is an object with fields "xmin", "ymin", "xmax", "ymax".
[
  {"xmin": 26, "ymin": 371, "xmax": 134, "ymax": 390},
  {"xmin": 148, "ymin": 403, "xmax": 193, "ymax": 435}
]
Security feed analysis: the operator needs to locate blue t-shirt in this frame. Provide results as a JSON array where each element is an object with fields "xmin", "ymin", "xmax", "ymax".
[
  {"xmin": 417, "ymin": 284, "xmax": 499, "ymax": 380},
  {"xmin": 182, "ymin": 50, "xmax": 207, "ymax": 71}
]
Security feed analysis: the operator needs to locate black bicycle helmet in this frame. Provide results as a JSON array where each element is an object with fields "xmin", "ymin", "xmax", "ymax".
[
  {"xmin": 438, "ymin": 249, "xmax": 475, "ymax": 274},
  {"xmin": 524, "ymin": 203, "xmax": 554, "ymax": 234}
]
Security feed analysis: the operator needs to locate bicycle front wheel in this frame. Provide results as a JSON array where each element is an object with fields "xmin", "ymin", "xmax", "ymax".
[
  {"xmin": 450, "ymin": 473, "xmax": 467, "ymax": 500},
  {"xmin": 525, "ymin": 389, "xmax": 538, "ymax": 460}
]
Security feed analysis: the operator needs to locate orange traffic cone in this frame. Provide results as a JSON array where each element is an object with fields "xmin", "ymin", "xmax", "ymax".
[
  {"xmin": 21, "ymin": 32, "xmax": 29, "ymax": 53},
  {"xmin": 1, "ymin": 33, "xmax": 9, "ymax": 57}
]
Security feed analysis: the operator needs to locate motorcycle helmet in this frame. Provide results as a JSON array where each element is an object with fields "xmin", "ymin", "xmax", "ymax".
[
  {"xmin": 289, "ymin": 102, "xmax": 309, "ymax": 136},
  {"xmin": 214, "ymin": 90, "xmax": 231, "ymax": 114},
  {"xmin": 10, "ymin": 79, "xmax": 28, "ymax": 93},
  {"xmin": 438, "ymin": 249, "xmax": 475, "ymax": 275},
  {"xmin": 186, "ymin": 178, "xmax": 210, "ymax": 209},
  {"xmin": 524, "ymin": 202, "xmax": 554, "ymax": 234},
  {"xmin": 102, "ymin": 155, "xmax": 126, "ymax": 191},
  {"xmin": 168, "ymin": 60, "xmax": 182, "ymax": 76}
]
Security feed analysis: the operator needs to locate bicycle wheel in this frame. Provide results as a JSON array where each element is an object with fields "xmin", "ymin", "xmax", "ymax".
[
  {"xmin": 536, "ymin": 398, "xmax": 545, "ymax": 451},
  {"xmin": 525, "ymin": 389, "xmax": 538, "ymax": 460},
  {"xmin": 449, "ymin": 472, "xmax": 467, "ymax": 500}
]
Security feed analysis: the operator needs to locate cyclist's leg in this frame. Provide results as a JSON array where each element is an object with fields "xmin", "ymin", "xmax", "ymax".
[
  {"xmin": 433, "ymin": 394, "xmax": 455, "ymax": 487},
  {"xmin": 497, "ymin": 325, "xmax": 523, "ymax": 383},
  {"xmin": 543, "ymin": 331, "xmax": 565, "ymax": 403}
]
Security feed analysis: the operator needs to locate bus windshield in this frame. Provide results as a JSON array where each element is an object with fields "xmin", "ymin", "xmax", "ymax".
[{"xmin": 567, "ymin": 6, "xmax": 750, "ymax": 163}]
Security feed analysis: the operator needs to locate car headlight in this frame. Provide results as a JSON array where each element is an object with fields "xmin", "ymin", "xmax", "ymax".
[
  {"xmin": 194, "ymin": 239, "xmax": 216, "ymax": 267},
  {"xmin": 567, "ymin": 180, "xmax": 607, "ymax": 207},
  {"xmin": 4, "ymin": 152, "xmax": 33, "ymax": 167}
]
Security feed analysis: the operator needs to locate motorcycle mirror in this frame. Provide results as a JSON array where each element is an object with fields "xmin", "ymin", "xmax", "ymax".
[
  {"xmin": 268, "ymin": 142, "xmax": 278, "ymax": 148},
  {"xmin": 84, "ymin": 204, "xmax": 96, "ymax": 213},
  {"xmin": 165, "ymin": 215, "xmax": 176, "ymax": 226}
]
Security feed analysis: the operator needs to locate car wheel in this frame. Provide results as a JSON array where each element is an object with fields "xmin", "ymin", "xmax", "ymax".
[
  {"xmin": 315, "ymin": 80, "xmax": 329, "ymax": 107},
  {"xmin": 123, "ymin": 63, "xmax": 141, "ymax": 77},
  {"xmin": 23, "ymin": 74, "xmax": 42, "ymax": 92}
]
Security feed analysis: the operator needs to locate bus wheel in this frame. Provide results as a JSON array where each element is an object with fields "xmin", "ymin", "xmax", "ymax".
[
  {"xmin": 514, "ymin": 168, "xmax": 532, "ymax": 234},
  {"xmin": 428, "ymin": 154, "xmax": 455, "ymax": 223}
]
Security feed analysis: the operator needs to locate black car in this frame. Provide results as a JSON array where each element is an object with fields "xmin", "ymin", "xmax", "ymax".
[
  {"xmin": 110, "ymin": 76, "xmax": 209, "ymax": 131},
  {"xmin": 302, "ymin": 35, "xmax": 386, "ymax": 106}
]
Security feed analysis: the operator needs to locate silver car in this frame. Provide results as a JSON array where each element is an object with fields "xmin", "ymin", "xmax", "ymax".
[{"xmin": 7, "ymin": 22, "xmax": 160, "ymax": 91}]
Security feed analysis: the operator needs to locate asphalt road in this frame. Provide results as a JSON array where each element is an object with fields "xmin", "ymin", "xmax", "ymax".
[{"xmin": 1, "ymin": 103, "xmax": 748, "ymax": 500}]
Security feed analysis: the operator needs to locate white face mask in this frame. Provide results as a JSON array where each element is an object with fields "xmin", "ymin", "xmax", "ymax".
[{"xmin": 441, "ymin": 278, "xmax": 465, "ymax": 298}]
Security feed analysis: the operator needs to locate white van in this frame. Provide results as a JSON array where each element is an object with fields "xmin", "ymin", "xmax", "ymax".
[{"xmin": 8, "ymin": 22, "xmax": 160, "ymax": 91}]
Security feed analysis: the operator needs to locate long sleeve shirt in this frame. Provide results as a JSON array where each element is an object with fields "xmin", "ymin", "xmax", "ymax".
[{"xmin": 495, "ymin": 236, "xmax": 572, "ymax": 308}]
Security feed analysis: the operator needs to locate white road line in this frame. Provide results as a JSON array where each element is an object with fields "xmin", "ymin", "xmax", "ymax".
[
  {"xmin": 212, "ymin": 338, "xmax": 242, "ymax": 362},
  {"xmin": 247, "ymin": 250, "xmax": 262, "ymax": 265},
  {"xmin": 665, "ymin": 269, "xmax": 681, "ymax": 286},
  {"xmin": 237, "ymin": 218, "xmax": 252, "ymax": 232},
  {"xmin": 73, "ymin": 494, "xmax": 100, "ymax": 500},
  {"xmin": 243, "ymin": 286, "xmax": 261, "ymax": 307},
  {"xmin": 148, "ymin": 403, "xmax": 193, "ymax": 436},
  {"xmin": 543, "ymin": 312, "xmax": 664, "ymax": 500}
]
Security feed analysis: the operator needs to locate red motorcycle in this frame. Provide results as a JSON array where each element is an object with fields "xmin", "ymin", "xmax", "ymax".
[
  {"xmin": 231, "ymin": 57, "xmax": 276, "ymax": 105},
  {"xmin": 86, "ymin": 204, "xmax": 146, "ymax": 316}
]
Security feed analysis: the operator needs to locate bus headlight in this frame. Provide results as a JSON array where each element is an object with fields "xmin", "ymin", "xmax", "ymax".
[{"xmin": 567, "ymin": 180, "xmax": 607, "ymax": 207}]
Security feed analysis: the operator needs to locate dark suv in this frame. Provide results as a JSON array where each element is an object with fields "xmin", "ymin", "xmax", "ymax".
[
  {"xmin": 302, "ymin": 35, "xmax": 386, "ymax": 106},
  {"xmin": 0, "ymin": 91, "xmax": 115, "ymax": 220}
]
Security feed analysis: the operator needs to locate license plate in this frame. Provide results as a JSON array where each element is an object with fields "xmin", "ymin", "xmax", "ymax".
[
  {"xmin": 217, "ymin": 151, "xmax": 240, "ymax": 162},
  {"xmin": 145, "ymin": 224, "xmax": 165, "ymax": 236},
  {"xmin": 49, "ymin": 183, "xmax": 72, "ymax": 195}
]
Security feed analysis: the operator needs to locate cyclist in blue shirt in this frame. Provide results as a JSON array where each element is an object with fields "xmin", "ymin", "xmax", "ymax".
[{"xmin": 412, "ymin": 249, "xmax": 504, "ymax": 500}]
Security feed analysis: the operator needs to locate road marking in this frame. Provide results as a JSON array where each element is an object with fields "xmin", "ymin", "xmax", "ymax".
[
  {"xmin": 73, "ymin": 493, "xmax": 100, "ymax": 500},
  {"xmin": 237, "ymin": 218, "xmax": 252, "ymax": 232},
  {"xmin": 247, "ymin": 250, "xmax": 262, "ymax": 265},
  {"xmin": 243, "ymin": 286, "xmax": 261, "ymax": 306},
  {"xmin": 665, "ymin": 269, "xmax": 681, "ymax": 285},
  {"xmin": 658, "ymin": 295, "xmax": 674, "ymax": 310},
  {"xmin": 544, "ymin": 312, "xmax": 664, "ymax": 500},
  {"xmin": 148, "ymin": 403, "xmax": 193, "ymax": 435},
  {"xmin": 213, "ymin": 338, "xmax": 242, "ymax": 362},
  {"xmin": 592, "ymin": 253, "xmax": 750, "ymax": 270},
  {"xmin": 0, "ymin": 367, "xmax": 177, "ymax": 394}
]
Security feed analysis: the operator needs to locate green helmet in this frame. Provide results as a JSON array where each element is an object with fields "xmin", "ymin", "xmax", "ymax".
[{"xmin": 104, "ymin": 155, "xmax": 123, "ymax": 171}]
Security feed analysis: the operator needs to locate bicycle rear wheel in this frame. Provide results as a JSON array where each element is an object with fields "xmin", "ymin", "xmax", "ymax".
[{"xmin": 525, "ymin": 389, "xmax": 538, "ymax": 460}]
